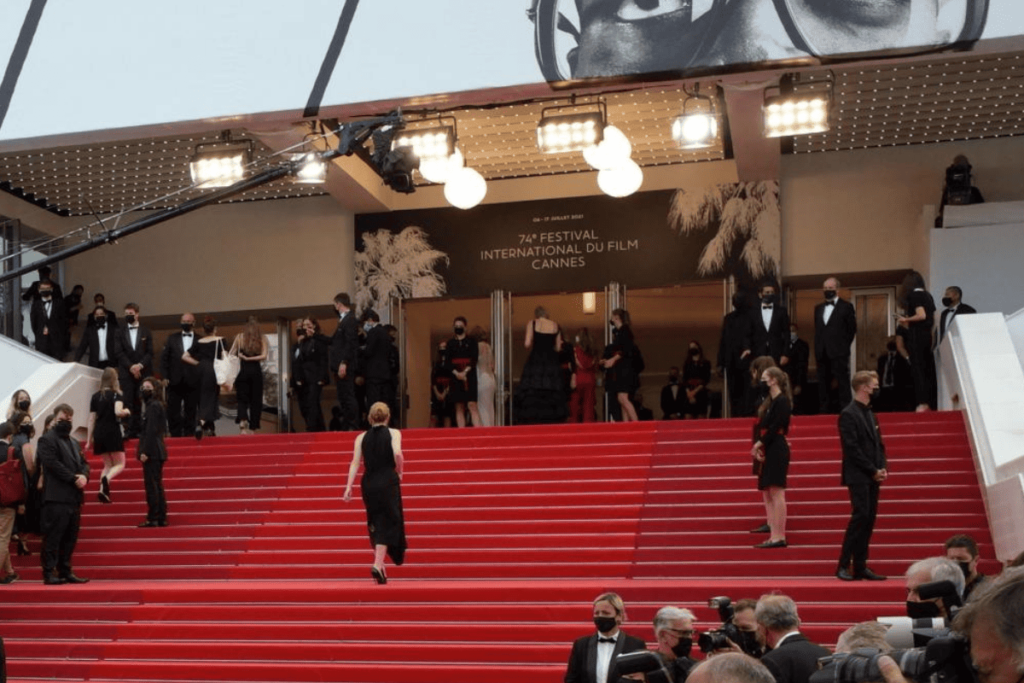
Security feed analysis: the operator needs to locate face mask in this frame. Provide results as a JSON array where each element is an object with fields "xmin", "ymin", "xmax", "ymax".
[
  {"xmin": 363, "ymin": 323, "xmax": 373, "ymax": 332},
  {"xmin": 790, "ymin": 332, "xmax": 798, "ymax": 343},
  {"xmin": 40, "ymin": 291, "xmax": 52, "ymax": 299},
  {"xmin": 886, "ymin": 342, "xmax": 897, "ymax": 352},
  {"xmin": 454, "ymin": 326, "xmax": 465, "ymax": 335},
  {"xmin": 957, "ymin": 561, "xmax": 972, "ymax": 579},
  {"xmin": 942, "ymin": 297, "xmax": 954, "ymax": 308},
  {"xmin": 610, "ymin": 320, "xmax": 617, "ymax": 328},
  {"xmin": 593, "ymin": 616, "xmax": 618, "ymax": 634},
  {"xmin": 20, "ymin": 423, "xmax": 32, "ymax": 435},
  {"xmin": 737, "ymin": 630, "xmax": 761, "ymax": 655},
  {"xmin": 824, "ymin": 290, "xmax": 837, "ymax": 301},
  {"xmin": 141, "ymin": 389, "xmax": 154, "ymax": 401},
  {"xmin": 671, "ymin": 638, "xmax": 693, "ymax": 658},
  {"xmin": 54, "ymin": 420, "xmax": 72, "ymax": 437},
  {"xmin": 17, "ymin": 400, "xmax": 30, "ymax": 411},
  {"xmin": 761, "ymin": 293, "xmax": 776, "ymax": 305},
  {"xmin": 668, "ymin": 375, "xmax": 679, "ymax": 384},
  {"xmin": 95, "ymin": 317, "xmax": 106, "ymax": 327},
  {"xmin": 125, "ymin": 314, "xmax": 136, "ymax": 324},
  {"xmin": 870, "ymin": 387, "xmax": 881, "ymax": 400},
  {"xmin": 181, "ymin": 323, "xmax": 194, "ymax": 333},
  {"xmin": 574, "ymin": 336, "xmax": 580, "ymax": 344},
  {"xmin": 689, "ymin": 348, "xmax": 699, "ymax": 357},
  {"xmin": 906, "ymin": 600, "xmax": 942, "ymax": 619}
]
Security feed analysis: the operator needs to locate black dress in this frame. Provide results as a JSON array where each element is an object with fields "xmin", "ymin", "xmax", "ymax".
[
  {"xmin": 754, "ymin": 394, "xmax": 791, "ymax": 490},
  {"xmin": 514, "ymin": 321, "xmax": 568, "ymax": 424},
  {"xmin": 603, "ymin": 325, "xmax": 638, "ymax": 394},
  {"xmin": 192, "ymin": 339, "xmax": 222, "ymax": 424},
  {"xmin": 681, "ymin": 358, "xmax": 712, "ymax": 417},
  {"xmin": 90, "ymin": 390, "xmax": 125, "ymax": 453},
  {"xmin": 11, "ymin": 433, "xmax": 41, "ymax": 535},
  {"xmin": 359, "ymin": 425, "xmax": 406, "ymax": 565},
  {"xmin": 905, "ymin": 289, "xmax": 937, "ymax": 409}
]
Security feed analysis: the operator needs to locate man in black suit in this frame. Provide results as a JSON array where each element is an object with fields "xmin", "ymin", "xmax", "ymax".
[
  {"xmin": 116, "ymin": 303, "xmax": 153, "ymax": 438},
  {"xmin": 360, "ymin": 310, "xmax": 395, "ymax": 417},
  {"xmin": 814, "ymin": 277, "xmax": 857, "ymax": 414},
  {"xmin": 836, "ymin": 370, "xmax": 889, "ymax": 582},
  {"xmin": 875, "ymin": 336, "xmax": 913, "ymax": 413},
  {"xmin": 717, "ymin": 292, "xmax": 752, "ymax": 418},
  {"xmin": 160, "ymin": 312, "xmax": 201, "ymax": 437},
  {"xmin": 37, "ymin": 404, "xmax": 90, "ymax": 585},
  {"xmin": 72, "ymin": 305, "xmax": 118, "ymax": 370},
  {"xmin": 30, "ymin": 281, "xmax": 68, "ymax": 359},
  {"xmin": 660, "ymin": 367, "xmax": 686, "ymax": 420},
  {"xmin": 938, "ymin": 286, "xmax": 976, "ymax": 342},
  {"xmin": 755, "ymin": 594, "xmax": 830, "ymax": 683},
  {"xmin": 651, "ymin": 606, "xmax": 698, "ymax": 682},
  {"xmin": 564, "ymin": 592, "xmax": 647, "ymax": 683},
  {"xmin": 21, "ymin": 265, "xmax": 63, "ymax": 302},
  {"xmin": 746, "ymin": 281, "xmax": 789, "ymax": 365},
  {"xmin": 784, "ymin": 324, "xmax": 810, "ymax": 414},
  {"xmin": 329, "ymin": 293, "xmax": 360, "ymax": 431}
]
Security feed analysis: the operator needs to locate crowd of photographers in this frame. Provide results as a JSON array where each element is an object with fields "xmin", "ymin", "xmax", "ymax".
[{"xmin": 567, "ymin": 533, "xmax": 1024, "ymax": 683}]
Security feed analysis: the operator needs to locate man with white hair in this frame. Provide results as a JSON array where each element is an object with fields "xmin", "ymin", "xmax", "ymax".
[
  {"xmin": 904, "ymin": 556, "xmax": 965, "ymax": 619},
  {"xmin": 652, "ymin": 606, "xmax": 698, "ymax": 681},
  {"xmin": 952, "ymin": 567, "xmax": 1024, "ymax": 683},
  {"xmin": 755, "ymin": 594, "xmax": 830, "ymax": 683}
]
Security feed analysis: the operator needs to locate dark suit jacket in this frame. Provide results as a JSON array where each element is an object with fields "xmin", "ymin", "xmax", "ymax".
[
  {"xmin": 814, "ymin": 298, "xmax": 857, "ymax": 360},
  {"xmin": 116, "ymin": 325, "xmax": 154, "ymax": 376},
  {"xmin": 361, "ymin": 325, "xmax": 392, "ymax": 382},
  {"xmin": 30, "ymin": 296, "xmax": 68, "ymax": 356},
  {"xmin": 660, "ymin": 383, "xmax": 686, "ymax": 419},
  {"xmin": 74, "ymin": 324, "xmax": 119, "ymax": 367},
  {"xmin": 564, "ymin": 631, "xmax": 647, "ymax": 683},
  {"xmin": 329, "ymin": 313, "xmax": 359, "ymax": 375},
  {"xmin": 137, "ymin": 400, "xmax": 168, "ymax": 462},
  {"xmin": 761, "ymin": 633, "xmax": 831, "ymax": 683},
  {"xmin": 160, "ymin": 332, "xmax": 201, "ymax": 387},
  {"xmin": 37, "ymin": 429, "xmax": 89, "ymax": 505},
  {"xmin": 838, "ymin": 400, "xmax": 887, "ymax": 487},
  {"xmin": 939, "ymin": 303, "xmax": 976, "ymax": 341},
  {"xmin": 717, "ymin": 308, "xmax": 751, "ymax": 369},
  {"xmin": 747, "ymin": 305, "xmax": 790, "ymax": 362}
]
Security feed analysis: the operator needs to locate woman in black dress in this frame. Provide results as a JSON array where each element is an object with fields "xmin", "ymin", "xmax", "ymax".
[
  {"xmin": 185, "ymin": 316, "xmax": 223, "ymax": 439},
  {"xmin": 8, "ymin": 410, "xmax": 38, "ymax": 553},
  {"xmin": 515, "ymin": 306, "xmax": 568, "ymax": 424},
  {"xmin": 231, "ymin": 316, "xmax": 268, "ymax": 434},
  {"xmin": 751, "ymin": 366, "xmax": 792, "ymax": 549},
  {"xmin": 896, "ymin": 271, "xmax": 937, "ymax": 412},
  {"xmin": 87, "ymin": 368, "xmax": 131, "ymax": 503},
  {"xmin": 136, "ymin": 377, "xmax": 169, "ymax": 527},
  {"xmin": 681, "ymin": 340, "xmax": 712, "ymax": 419},
  {"xmin": 601, "ymin": 308, "xmax": 640, "ymax": 422},
  {"xmin": 343, "ymin": 401, "xmax": 406, "ymax": 584}
]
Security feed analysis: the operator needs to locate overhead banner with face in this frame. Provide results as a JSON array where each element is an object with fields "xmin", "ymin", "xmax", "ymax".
[
  {"xmin": 353, "ymin": 182, "xmax": 780, "ymax": 311},
  {"xmin": 0, "ymin": 1, "xmax": 1021, "ymax": 145}
]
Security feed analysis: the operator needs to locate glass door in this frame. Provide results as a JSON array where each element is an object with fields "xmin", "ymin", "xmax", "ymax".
[{"xmin": 851, "ymin": 288, "xmax": 896, "ymax": 376}]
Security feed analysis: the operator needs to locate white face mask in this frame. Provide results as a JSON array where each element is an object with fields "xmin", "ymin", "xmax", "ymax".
[{"xmin": 575, "ymin": 336, "xmax": 580, "ymax": 343}]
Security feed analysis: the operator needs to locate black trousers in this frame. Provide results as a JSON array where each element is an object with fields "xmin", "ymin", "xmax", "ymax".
[
  {"xmin": 142, "ymin": 457, "xmax": 167, "ymax": 523},
  {"xmin": 234, "ymin": 362, "xmax": 263, "ymax": 429},
  {"xmin": 298, "ymin": 381, "xmax": 325, "ymax": 432},
  {"xmin": 365, "ymin": 378, "xmax": 395, "ymax": 417},
  {"xmin": 118, "ymin": 369, "xmax": 143, "ymax": 436},
  {"xmin": 40, "ymin": 501, "xmax": 81, "ymax": 577},
  {"xmin": 166, "ymin": 382, "xmax": 199, "ymax": 437},
  {"xmin": 817, "ymin": 353, "xmax": 852, "ymax": 414},
  {"xmin": 336, "ymin": 374, "xmax": 359, "ymax": 431},
  {"xmin": 838, "ymin": 482, "xmax": 880, "ymax": 573}
]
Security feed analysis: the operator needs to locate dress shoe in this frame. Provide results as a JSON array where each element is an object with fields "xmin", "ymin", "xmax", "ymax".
[
  {"xmin": 835, "ymin": 568, "xmax": 858, "ymax": 581},
  {"xmin": 138, "ymin": 520, "xmax": 158, "ymax": 528},
  {"xmin": 61, "ymin": 573, "xmax": 90, "ymax": 584},
  {"xmin": 194, "ymin": 425, "xmax": 204, "ymax": 441},
  {"xmin": 157, "ymin": 520, "xmax": 169, "ymax": 527},
  {"xmin": 754, "ymin": 539, "xmax": 788, "ymax": 549},
  {"xmin": 0, "ymin": 572, "xmax": 19, "ymax": 584},
  {"xmin": 370, "ymin": 566, "xmax": 387, "ymax": 585},
  {"xmin": 750, "ymin": 523, "xmax": 771, "ymax": 534},
  {"xmin": 43, "ymin": 574, "xmax": 67, "ymax": 585},
  {"xmin": 857, "ymin": 568, "xmax": 888, "ymax": 581}
]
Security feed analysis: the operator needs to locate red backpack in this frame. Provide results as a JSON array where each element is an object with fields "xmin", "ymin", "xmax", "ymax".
[{"xmin": 0, "ymin": 446, "xmax": 27, "ymax": 507}]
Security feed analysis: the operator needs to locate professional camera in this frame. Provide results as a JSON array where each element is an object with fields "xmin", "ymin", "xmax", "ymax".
[
  {"xmin": 697, "ymin": 596, "xmax": 761, "ymax": 656},
  {"xmin": 809, "ymin": 631, "xmax": 973, "ymax": 683},
  {"xmin": 615, "ymin": 650, "xmax": 674, "ymax": 683}
]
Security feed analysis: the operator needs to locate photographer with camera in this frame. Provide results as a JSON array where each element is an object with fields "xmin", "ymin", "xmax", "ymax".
[
  {"xmin": 697, "ymin": 597, "xmax": 765, "ymax": 659},
  {"xmin": 905, "ymin": 556, "xmax": 965, "ymax": 620},
  {"xmin": 755, "ymin": 594, "xmax": 830, "ymax": 683}
]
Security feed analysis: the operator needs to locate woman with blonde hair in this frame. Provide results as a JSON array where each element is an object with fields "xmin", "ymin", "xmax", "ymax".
[
  {"xmin": 751, "ymin": 366, "xmax": 792, "ymax": 549},
  {"xmin": 87, "ymin": 367, "xmax": 131, "ymax": 503},
  {"xmin": 232, "ymin": 316, "xmax": 268, "ymax": 434},
  {"xmin": 343, "ymin": 401, "xmax": 406, "ymax": 584},
  {"xmin": 6, "ymin": 389, "xmax": 32, "ymax": 420},
  {"xmin": 471, "ymin": 326, "xmax": 496, "ymax": 427}
]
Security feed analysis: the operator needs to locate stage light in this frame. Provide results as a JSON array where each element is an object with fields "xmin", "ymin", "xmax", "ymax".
[
  {"xmin": 597, "ymin": 159, "xmax": 643, "ymax": 198},
  {"xmin": 763, "ymin": 74, "xmax": 833, "ymax": 138},
  {"xmin": 289, "ymin": 152, "xmax": 327, "ymax": 184},
  {"xmin": 444, "ymin": 166, "xmax": 487, "ymax": 209},
  {"xmin": 189, "ymin": 135, "xmax": 253, "ymax": 188},
  {"xmin": 672, "ymin": 83, "xmax": 720, "ymax": 149},
  {"xmin": 537, "ymin": 103, "xmax": 606, "ymax": 154},
  {"xmin": 583, "ymin": 125, "xmax": 631, "ymax": 171},
  {"xmin": 393, "ymin": 122, "xmax": 455, "ymax": 164}
]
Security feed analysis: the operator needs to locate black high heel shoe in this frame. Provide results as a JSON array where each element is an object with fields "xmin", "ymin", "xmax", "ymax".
[
  {"xmin": 370, "ymin": 566, "xmax": 387, "ymax": 585},
  {"xmin": 15, "ymin": 537, "xmax": 29, "ymax": 556}
]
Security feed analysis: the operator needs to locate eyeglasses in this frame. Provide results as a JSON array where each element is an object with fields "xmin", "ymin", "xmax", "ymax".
[
  {"xmin": 668, "ymin": 629, "xmax": 696, "ymax": 638},
  {"xmin": 528, "ymin": 0, "xmax": 989, "ymax": 82}
]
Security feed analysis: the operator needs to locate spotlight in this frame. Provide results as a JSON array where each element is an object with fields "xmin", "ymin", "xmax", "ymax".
[
  {"xmin": 597, "ymin": 159, "xmax": 643, "ymax": 198},
  {"xmin": 393, "ymin": 120, "xmax": 455, "ymax": 164},
  {"xmin": 444, "ymin": 166, "xmax": 487, "ymax": 209},
  {"xmin": 189, "ymin": 134, "xmax": 253, "ymax": 188},
  {"xmin": 672, "ymin": 83, "xmax": 720, "ymax": 149},
  {"xmin": 537, "ymin": 103, "xmax": 606, "ymax": 154},
  {"xmin": 763, "ymin": 74, "xmax": 832, "ymax": 138},
  {"xmin": 289, "ymin": 152, "xmax": 327, "ymax": 184},
  {"xmin": 583, "ymin": 125, "xmax": 631, "ymax": 171},
  {"xmin": 380, "ymin": 146, "xmax": 420, "ymax": 194}
]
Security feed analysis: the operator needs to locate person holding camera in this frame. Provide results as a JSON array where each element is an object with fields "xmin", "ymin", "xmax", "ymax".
[
  {"xmin": 905, "ymin": 556, "xmax": 965, "ymax": 620},
  {"xmin": 755, "ymin": 594, "xmax": 830, "ymax": 683}
]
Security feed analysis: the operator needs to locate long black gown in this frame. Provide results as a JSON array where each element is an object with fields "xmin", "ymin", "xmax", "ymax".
[
  {"xmin": 191, "ymin": 339, "xmax": 222, "ymax": 424},
  {"xmin": 359, "ymin": 425, "xmax": 406, "ymax": 565},
  {"xmin": 514, "ymin": 321, "xmax": 568, "ymax": 424}
]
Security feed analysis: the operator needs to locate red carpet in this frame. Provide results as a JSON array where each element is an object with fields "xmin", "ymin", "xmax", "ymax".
[{"xmin": 1, "ymin": 412, "xmax": 995, "ymax": 682}]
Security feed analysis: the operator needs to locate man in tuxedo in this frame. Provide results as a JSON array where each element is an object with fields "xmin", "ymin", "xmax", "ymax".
[
  {"xmin": 21, "ymin": 265, "xmax": 63, "ymax": 302},
  {"xmin": 783, "ymin": 324, "xmax": 810, "ymax": 414},
  {"xmin": 875, "ymin": 335, "xmax": 913, "ymax": 413},
  {"xmin": 37, "ymin": 404, "xmax": 90, "ymax": 585},
  {"xmin": 564, "ymin": 592, "xmax": 647, "ymax": 683},
  {"xmin": 939, "ymin": 286, "xmax": 976, "ymax": 342},
  {"xmin": 717, "ymin": 292, "xmax": 752, "ymax": 418},
  {"xmin": 72, "ymin": 306, "xmax": 118, "ymax": 370},
  {"xmin": 814, "ymin": 277, "xmax": 857, "ymax": 414},
  {"xmin": 329, "ymin": 293, "xmax": 360, "ymax": 431},
  {"xmin": 86, "ymin": 293, "xmax": 119, "ymax": 330},
  {"xmin": 30, "ymin": 280, "xmax": 68, "ymax": 359},
  {"xmin": 746, "ymin": 281, "xmax": 789, "ymax": 365},
  {"xmin": 652, "ymin": 606, "xmax": 698, "ymax": 682},
  {"xmin": 836, "ymin": 371, "xmax": 889, "ymax": 582},
  {"xmin": 360, "ymin": 309, "xmax": 395, "ymax": 417},
  {"xmin": 755, "ymin": 594, "xmax": 830, "ymax": 683},
  {"xmin": 160, "ymin": 312, "xmax": 201, "ymax": 437},
  {"xmin": 116, "ymin": 303, "xmax": 153, "ymax": 438},
  {"xmin": 660, "ymin": 367, "xmax": 686, "ymax": 420}
]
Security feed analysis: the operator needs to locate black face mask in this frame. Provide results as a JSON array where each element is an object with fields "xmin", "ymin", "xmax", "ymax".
[
  {"xmin": 886, "ymin": 342, "xmax": 897, "ymax": 352},
  {"xmin": 593, "ymin": 616, "xmax": 618, "ymax": 634},
  {"xmin": 95, "ymin": 317, "xmax": 106, "ymax": 328},
  {"xmin": 40, "ymin": 291, "xmax": 53, "ymax": 300},
  {"xmin": 906, "ymin": 600, "xmax": 942, "ymax": 619},
  {"xmin": 141, "ymin": 389, "xmax": 154, "ymax": 401},
  {"xmin": 756, "ymin": 383, "xmax": 770, "ymax": 401},
  {"xmin": 689, "ymin": 349, "xmax": 700, "ymax": 357},
  {"xmin": 454, "ymin": 326, "xmax": 465, "ymax": 335},
  {"xmin": 125, "ymin": 314, "xmax": 137, "ymax": 324},
  {"xmin": 957, "ymin": 561, "xmax": 972, "ymax": 579},
  {"xmin": 761, "ymin": 293, "xmax": 776, "ymax": 305},
  {"xmin": 17, "ymin": 400, "xmax": 30, "ymax": 411},
  {"xmin": 942, "ymin": 297, "xmax": 954, "ymax": 308},
  {"xmin": 668, "ymin": 375, "xmax": 679, "ymax": 384},
  {"xmin": 20, "ymin": 423, "xmax": 33, "ymax": 435},
  {"xmin": 181, "ymin": 323, "xmax": 194, "ymax": 333},
  {"xmin": 736, "ymin": 630, "xmax": 761, "ymax": 656},
  {"xmin": 671, "ymin": 638, "xmax": 693, "ymax": 658},
  {"xmin": 870, "ymin": 387, "xmax": 881, "ymax": 400},
  {"xmin": 54, "ymin": 420, "xmax": 73, "ymax": 437},
  {"xmin": 824, "ymin": 290, "xmax": 837, "ymax": 300}
]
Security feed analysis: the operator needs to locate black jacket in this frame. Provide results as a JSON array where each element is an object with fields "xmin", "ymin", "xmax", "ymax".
[
  {"xmin": 761, "ymin": 633, "xmax": 831, "ymax": 683},
  {"xmin": 74, "ymin": 323, "xmax": 119, "ymax": 367},
  {"xmin": 747, "ymin": 305, "xmax": 790, "ymax": 362},
  {"xmin": 30, "ymin": 296, "xmax": 68, "ymax": 357},
  {"xmin": 37, "ymin": 429, "xmax": 90, "ymax": 505},
  {"xmin": 838, "ymin": 400, "xmax": 887, "ymax": 487},
  {"xmin": 116, "ymin": 324, "xmax": 154, "ymax": 376},
  {"xmin": 160, "ymin": 332, "xmax": 202, "ymax": 387},
  {"xmin": 361, "ymin": 325, "xmax": 393, "ymax": 382},
  {"xmin": 718, "ymin": 308, "xmax": 751, "ymax": 369},
  {"xmin": 329, "ymin": 313, "xmax": 359, "ymax": 375},
  {"xmin": 564, "ymin": 631, "xmax": 648, "ymax": 683},
  {"xmin": 137, "ymin": 400, "xmax": 168, "ymax": 462},
  {"xmin": 939, "ymin": 303, "xmax": 977, "ymax": 341},
  {"xmin": 814, "ymin": 298, "xmax": 857, "ymax": 361}
]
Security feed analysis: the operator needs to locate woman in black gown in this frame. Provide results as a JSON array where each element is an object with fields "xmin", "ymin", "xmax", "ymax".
[
  {"xmin": 751, "ymin": 366, "xmax": 792, "ymax": 549},
  {"xmin": 681, "ymin": 340, "xmax": 712, "ymax": 419},
  {"xmin": 896, "ymin": 271, "xmax": 937, "ymax": 412},
  {"xmin": 514, "ymin": 306, "xmax": 568, "ymax": 424},
  {"xmin": 185, "ymin": 316, "xmax": 224, "ymax": 439},
  {"xmin": 343, "ymin": 401, "xmax": 406, "ymax": 584},
  {"xmin": 601, "ymin": 308, "xmax": 640, "ymax": 422},
  {"xmin": 87, "ymin": 367, "xmax": 131, "ymax": 503}
]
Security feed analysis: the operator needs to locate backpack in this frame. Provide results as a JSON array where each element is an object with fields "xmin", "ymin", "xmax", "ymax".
[{"xmin": 0, "ymin": 446, "xmax": 27, "ymax": 507}]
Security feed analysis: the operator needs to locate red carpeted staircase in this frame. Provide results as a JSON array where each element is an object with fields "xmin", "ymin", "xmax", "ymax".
[{"xmin": 1, "ymin": 411, "xmax": 996, "ymax": 682}]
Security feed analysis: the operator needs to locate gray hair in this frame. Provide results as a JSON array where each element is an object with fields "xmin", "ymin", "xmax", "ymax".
[
  {"xmin": 653, "ymin": 606, "xmax": 695, "ymax": 637},
  {"xmin": 906, "ymin": 556, "xmax": 966, "ymax": 599},
  {"xmin": 754, "ymin": 594, "xmax": 800, "ymax": 632},
  {"xmin": 689, "ymin": 653, "xmax": 776, "ymax": 683},
  {"xmin": 953, "ymin": 567, "xmax": 1024, "ymax": 674},
  {"xmin": 835, "ymin": 622, "xmax": 892, "ymax": 654}
]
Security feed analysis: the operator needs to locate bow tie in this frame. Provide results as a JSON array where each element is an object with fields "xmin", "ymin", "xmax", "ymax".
[
  {"xmin": 598, "ymin": 637, "xmax": 616, "ymax": 644},
  {"xmin": 182, "ymin": 333, "xmax": 192, "ymax": 337},
  {"xmin": 762, "ymin": 305, "xmax": 773, "ymax": 310},
  {"xmin": 825, "ymin": 301, "xmax": 835, "ymax": 306}
]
